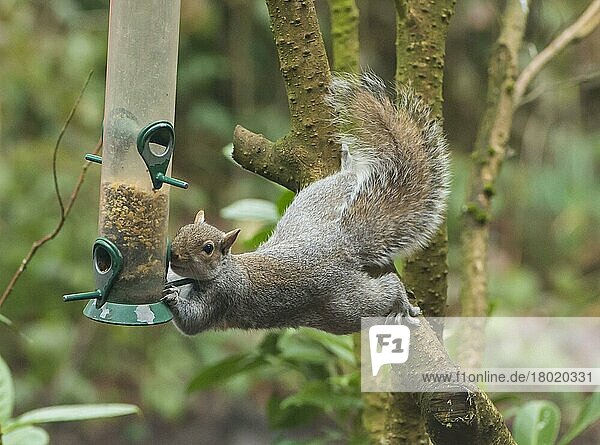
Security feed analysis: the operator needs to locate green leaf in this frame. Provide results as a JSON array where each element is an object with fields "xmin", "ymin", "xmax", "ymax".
[
  {"xmin": 299, "ymin": 329, "xmax": 355, "ymax": 365},
  {"xmin": 266, "ymin": 394, "xmax": 320, "ymax": 429},
  {"xmin": 260, "ymin": 332, "xmax": 283, "ymax": 355},
  {"xmin": 0, "ymin": 353, "xmax": 15, "ymax": 423},
  {"xmin": 276, "ymin": 190, "xmax": 296, "ymax": 216},
  {"xmin": 8, "ymin": 404, "xmax": 139, "ymax": 430},
  {"xmin": 513, "ymin": 400, "xmax": 561, "ymax": 445},
  {"xmin": 220, "ymin": 199, "xmax": 279, "ymax": 222},
  {"xmin": 277, "ymin": 332, "xmax": 333, "ymax": 365},
  {"xmin": 187, "ymin": 353, "xmax": 267, "ymax": 393},
  {"xmin": 0, "ymin": 313, "xmax": 13, "ymax": 327},
  {"xmin": 281, "ymin": 381, "xmax": 361, "ymax": 412},
  {"xmin": 557, "ymin": 391, "xmax": 600, "ymax": 445},
  {"xmin": 273, "ymin": 434, "xmax": 338, "ymax": 445},
  {"xmin": 329, "ymin": 370, "xmax": 360, "ymax": 389},
  {"xmin": 221, "ymin": 199, "xmax": 278, "ymax": 222},
  {"xmin": 3, "ymin": 425, "xmax": 49, "ymax": 445},
  {"xmin": 243, "ymin": 223, "xmax": 275, "ymax": 250}
]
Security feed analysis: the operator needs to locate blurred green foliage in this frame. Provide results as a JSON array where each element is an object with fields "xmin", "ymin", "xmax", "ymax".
[
  {"xmin": 0, "ymin": 353, "xmax": 139, "ymax": 445},
  {"xmin": 186, "ymin": 329, "xmax": 361, "ymax": 443},
  {"xmin": 509, "ymin": 394, "xmax": 600, "ymax": 445},
  {"xmin": 0, "ymin": 0, "xmax": 599, "ymax": 443}
]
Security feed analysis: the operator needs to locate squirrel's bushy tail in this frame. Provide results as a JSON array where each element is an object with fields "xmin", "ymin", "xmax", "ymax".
[{"xmin": 328, "ymin": 72, "xmax": 450, "ymax": 267}]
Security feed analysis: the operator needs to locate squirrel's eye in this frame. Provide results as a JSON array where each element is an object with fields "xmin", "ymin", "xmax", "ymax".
[{"xmin": 201, "ymin": 242, "xmax": 214, "ymax": 255}]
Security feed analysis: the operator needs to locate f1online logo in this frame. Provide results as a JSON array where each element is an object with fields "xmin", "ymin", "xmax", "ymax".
[{"xmin": 369, "ymin": 324, "xmax": 411, "ymax": 376}]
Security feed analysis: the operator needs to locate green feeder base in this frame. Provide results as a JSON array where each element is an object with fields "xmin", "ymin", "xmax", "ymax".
[{"xmin": 83, "ymin": 300, "xmax": 172, "ymax": 326}]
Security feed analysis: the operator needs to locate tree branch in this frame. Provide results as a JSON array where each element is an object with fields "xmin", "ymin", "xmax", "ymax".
[
  {"xmin": 0, "ymin": 72, "xmax": 98, "ymax": 308},
  {"xmin": 232, "ymin": 0, "xmax": 339, "ymax": 191},
  {"xmin": 451, "ymin": 2, "xmax": 599, "ymax": 442},
  {"xmin": 391, "ymin": 0, "xmax": 456, "ymax": 443},
  {"xmin": 394, "ymin": 1, "xmax": 519, "ymax": 442},
  {"xmin": 327, "ymin": 0, "xmax": 359, "ymax": 74},
  {"xmin": 360, "ymin": 315, "xmax": 516, "ymax": 444},
  {"xmin": 518, "ymin": 70, "xmax": 600, "ymax": 107},
  {"xmin": 323, "ymin": 0, "xmax": 370, "ymax": 441},
  {"xmin": 410, "ymin": 318, "xmax": 515, "ymax": 445},
  {"xmin": 459, "ymin": 0, "xmax": 600, "ymax": 369},
  {"xmin": 459, "ymin": 0, "xmax": 529, "ymax": 370},
  {"xmin": 514, "ymin": 0, "xmax": 600, "ymax": 107},
  {"xmin": 396, "ymin": 0, "xmax": 454, "ymax": 323}
]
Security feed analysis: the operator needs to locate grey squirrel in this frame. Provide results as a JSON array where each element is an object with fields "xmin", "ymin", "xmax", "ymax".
[{"xmin": 163, "ymin": 72, "xmax": 450, "ymax": 335}]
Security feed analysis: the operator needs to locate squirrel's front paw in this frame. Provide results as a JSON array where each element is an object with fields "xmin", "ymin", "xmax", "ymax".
[{"xmin": 162, "ymin": 285, "xmax": 180, "ymax": 306}]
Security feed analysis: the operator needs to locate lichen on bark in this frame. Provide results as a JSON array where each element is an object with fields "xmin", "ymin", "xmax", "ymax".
[
  {"xmin": 395, "ymin": 0, "xmax": 453, "ymax": 320},
  {"xmin": 458, "ymin": 0, "xmax": 529, "ymax": 371},
  {"xmin": 328, "ymin": 0, "xmax": 359, "ymax": 74},
  {"xmin": 390, "ymin": 1, "xmax": 456, "ymax": 443},
  {"xmin": 232, "ymin": 0, "xmax": 339, "ymax": 191}
]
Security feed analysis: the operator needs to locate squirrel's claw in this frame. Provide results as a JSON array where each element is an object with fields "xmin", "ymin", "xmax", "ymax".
[
  {"xmin": 162, "ymin": 285, "xmax": 180, "ymax": 304},
  {"xmin": 407, "ymin": 305, "xmax": 421, "ymax": 318},
  {"xmin": 386, "ymin": 309, "xmax": 421, "ymax": 326},
  {"xmin": 389, "ymin": 286, "xmax": 421, "ymax": 326},
  {"xmin": 396, "ymin": 310, "xmax": 421, "ymax": 326}
]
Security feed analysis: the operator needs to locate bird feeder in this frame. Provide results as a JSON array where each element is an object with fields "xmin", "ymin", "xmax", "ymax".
[{"xmin": 63, "ymin": 0, "xmax": 185, "ymax": 325}]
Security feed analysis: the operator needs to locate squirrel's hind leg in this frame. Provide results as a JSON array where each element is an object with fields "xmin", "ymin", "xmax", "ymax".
[{"xmin": 379, "ymin": 274, "xmax": 421, "ymax": 325}]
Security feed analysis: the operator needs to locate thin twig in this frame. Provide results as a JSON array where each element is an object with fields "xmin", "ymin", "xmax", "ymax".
[
  {"xmin": 0, "ymin": 72, "xmax": 99, "ymax": 308},
  {"xmin": 518, "ymin": 70, "xmax": 600, "ymax": 107},
  {"xmin": 514, "ymin": 0, "xmax": 600, "ymax": 107},
  {"xmin": 53, "ymin": 72, "xmax": 94, "ymax": 219}
]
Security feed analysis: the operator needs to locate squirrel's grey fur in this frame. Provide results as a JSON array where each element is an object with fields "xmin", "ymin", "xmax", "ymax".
[{"xmin": 164, "ymin": 72, "xmax": 450, "ymax": 335}]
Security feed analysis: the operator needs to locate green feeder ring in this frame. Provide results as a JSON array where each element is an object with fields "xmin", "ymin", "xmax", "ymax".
[
  {"xmin": 137, "ymin": 121, "xmax": 188, "ymax": 190},
  {"xmin": 65, "ymin": 237, "xmax": 172, "ymax": 326},
  {"xmin": 83, "ymin": 300, "xmax": 172, "ymax": 326},
  {"xmin": 63, "ymin": 237, "xmax": 123, "ymax": 308},
  {"xmin": 92, "ymin": 237, "xmax": 123, "ymax": 308}
]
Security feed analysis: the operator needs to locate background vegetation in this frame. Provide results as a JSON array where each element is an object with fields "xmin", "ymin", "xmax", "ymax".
[{"xmin": 0, "ymin": 0, "xmax": 598, "ymax": 443}]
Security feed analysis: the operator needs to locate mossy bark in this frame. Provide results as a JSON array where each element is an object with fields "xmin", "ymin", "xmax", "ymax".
[
  {"xmin": 325, "ymin": 0, "xmax": 370, "ymax": 441},
  {"xmin": 232, "ymin": 0, "xmax": 339, "ymax": 191},
  {"xmin": 459, "ymin": 0, "xmax": 529, "ymax": 369},
  {"xmin": 390, "ymin": 1, "xmax": 455, "ymax": 443},
  {"xmin": 393, "ymin": 1, "xmax": 517, "ymax": 443},
  {"xmin": 328, "ymin": 0, "xmax": 359, "ymax": 74},
  {"xmin": 395, "ymin": 0, "xmax": 453, "ymax": 119},
  {"xmin": 363, "ymin": 390, "xmax": 414, "ymax": 444},
  {"xmin": 395, "ymin": 0, "xmax": 453, "ymax": 321}
]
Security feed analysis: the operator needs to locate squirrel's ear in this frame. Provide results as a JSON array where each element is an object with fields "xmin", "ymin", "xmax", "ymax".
[
  {"xmin": 221, "ymin": 228, "xmax": 241, "ymax": 254},
  {"xmin": 194, "ymin": 210, "xmax": 205, "ymax": 224}
]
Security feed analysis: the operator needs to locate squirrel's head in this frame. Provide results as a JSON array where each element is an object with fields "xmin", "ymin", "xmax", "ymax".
[{"xmin": 170, "ymin": 209, "xmax": 240, "ymax": 281}]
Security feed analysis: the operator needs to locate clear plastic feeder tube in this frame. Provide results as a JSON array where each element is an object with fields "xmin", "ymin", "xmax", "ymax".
[{"xmin": 99, "ymin": 0, "xmax": 181, "ymax": 304}]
